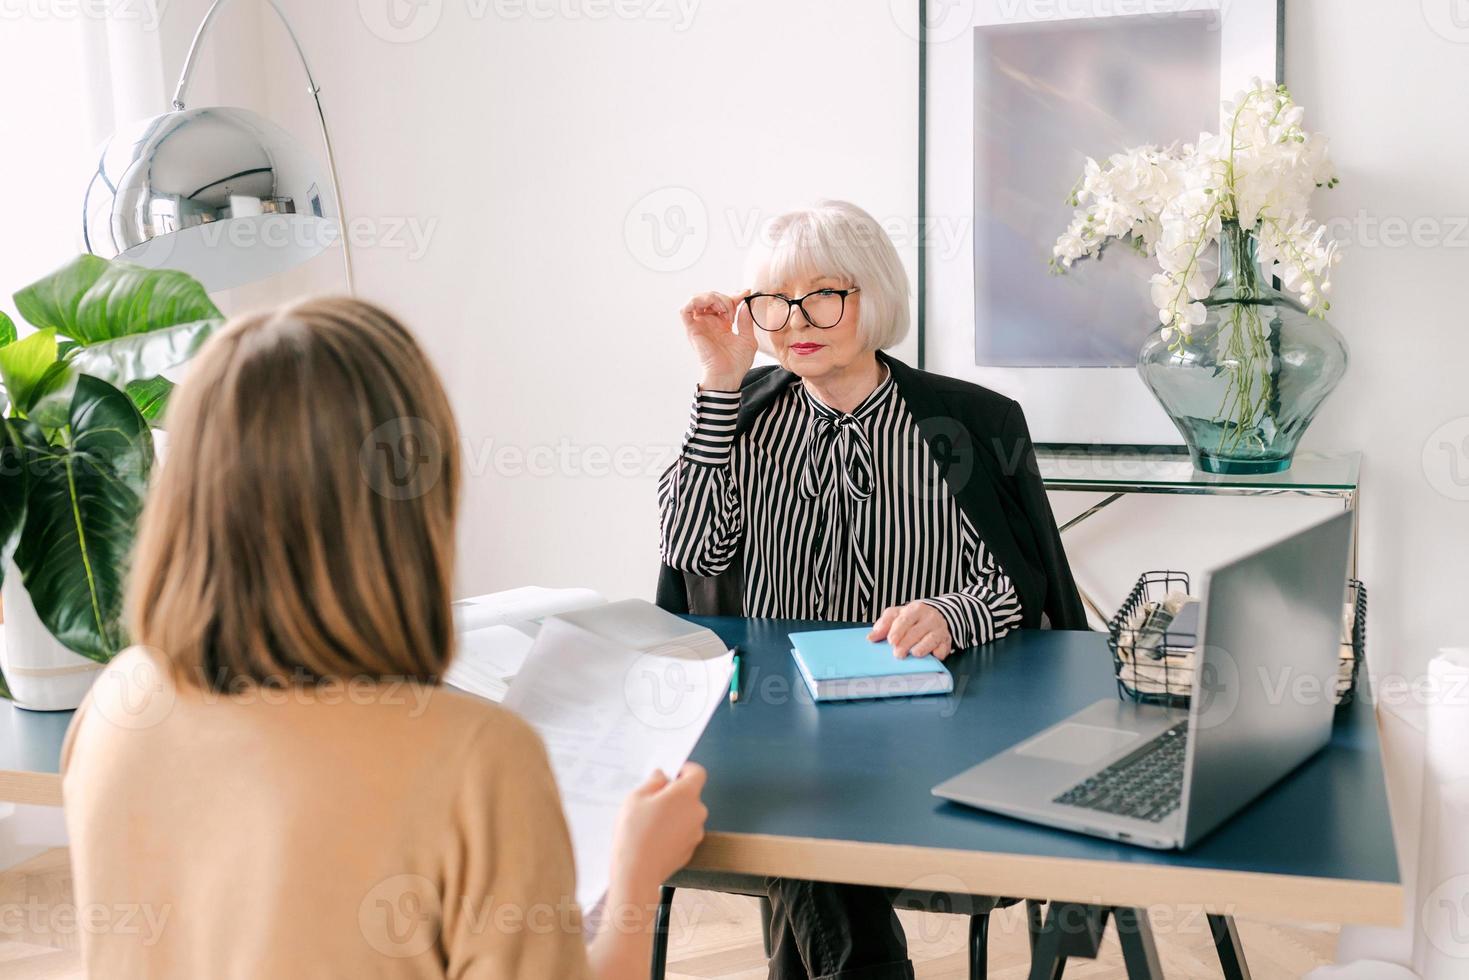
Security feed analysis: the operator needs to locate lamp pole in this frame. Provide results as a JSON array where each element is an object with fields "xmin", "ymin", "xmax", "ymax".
[{"xmin": 171, "ymin": 0, "xmax": 355, "ymax": 294}]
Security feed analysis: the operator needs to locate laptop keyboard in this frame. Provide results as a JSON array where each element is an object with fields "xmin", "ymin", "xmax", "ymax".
[{"xmin": 1053, "ymin": 722, "xmax": 1189, "ymax": 823}]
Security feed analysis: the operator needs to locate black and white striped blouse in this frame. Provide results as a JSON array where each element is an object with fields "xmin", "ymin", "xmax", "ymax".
[{"xmin": 658, "ymin": 370, "xmax": 1023, "ymax": 648}]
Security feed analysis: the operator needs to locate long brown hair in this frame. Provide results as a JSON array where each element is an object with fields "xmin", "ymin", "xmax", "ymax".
[{"xmin": 128, "ymin": 296, "xmax": 460, "ymax": 689}]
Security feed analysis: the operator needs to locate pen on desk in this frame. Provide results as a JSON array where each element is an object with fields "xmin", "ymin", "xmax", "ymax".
[{"xmin": 729, "ymin": 648, "xmax": 743, "ymax": 703}]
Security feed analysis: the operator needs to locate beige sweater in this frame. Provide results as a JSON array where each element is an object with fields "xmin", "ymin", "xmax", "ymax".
[{"xmin": 62, "ymin": 646, "xmax": 593, "ymax": 980}]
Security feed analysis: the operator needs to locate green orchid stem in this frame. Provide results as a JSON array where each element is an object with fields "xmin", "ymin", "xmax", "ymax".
[
  {"xmin": 1212, "ymin": 303, "xmax": 1275, "ymax": 454},
  {"xmin": 1205, "ymin": 222, "xmax": 1279, "ymax": 455}
]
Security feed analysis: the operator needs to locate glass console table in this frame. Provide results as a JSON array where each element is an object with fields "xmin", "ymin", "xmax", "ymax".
[
  {"xmin": 1036, "ymin": 447, "xmax": 1362, "ymax": 619},
  {"xmin": 1037, "ymin": 448, "xmax": 1360, "ymax": 499}
]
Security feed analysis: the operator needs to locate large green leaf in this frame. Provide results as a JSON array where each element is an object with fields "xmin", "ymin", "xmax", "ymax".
[
  {"xmin": 11, "ymin": 255, "xmax": 107, "ymax": 337},
  {"xmin": 25, "ymin": 362, "xmax": 77, "ymax": 430},
  {"xmin": 0, "ymin": 420, "xmax": 34, "ymax": 566},
  {"xmin": 13, "ymin": 376, "xmax": 153, "ymax": 662},
  {"xmin": 125, "ymin": 376, "xmax": 175, "ymax": 425},
  {"xmin": 0, "ymin": 329, "xmax": 58, "ymax": 415},
  {"xmin": 29, "ymin": 316, "xmax": 221, "ymax": 427},
  {"xmin": 15, "ymin": 256, "xmax": 221, "ymax": 345},
  {"xmin": 67, "ymin": 316, "xmax": 222, "ymax": 392}
]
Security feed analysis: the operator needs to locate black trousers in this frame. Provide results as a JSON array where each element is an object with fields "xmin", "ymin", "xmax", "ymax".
[{"xmin": 765, "ymin": 878, "xmax": 914, "ymax": 980}]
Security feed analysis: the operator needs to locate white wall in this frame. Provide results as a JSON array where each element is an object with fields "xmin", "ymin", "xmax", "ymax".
[
  {"xmin": 1282, "ymin": 3, "xmax": 1469, "ymax": 682},
  {"xmin": 188, "ymin": 0, "xmax": 920, "ymax": 601},
  {"xmin": 123, "ymin": 0, "xmax": 1469, "ymax": 683},
  {"xmin": 0, "ymin": 20, "xmax": 103, "ymax": 305}
]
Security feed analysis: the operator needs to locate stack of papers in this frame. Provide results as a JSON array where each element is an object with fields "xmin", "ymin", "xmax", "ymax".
[
  {"xmin": 501, "ymin": 602, "xmax": 732, "ymax": 910},
  {"xmin": 443, "ymin": 586, "xmax": 605, "ymax": 701},
  {"xmin": 442, "ymin": 625, "xmax": 535, "ymax": 702},
  {"xmin": 452, "ymin": 586, "xmax": 605, "ymax": 633},
  {"xmin": 447, "ymin": 595, "xmax": 731, "ymax": 910}
]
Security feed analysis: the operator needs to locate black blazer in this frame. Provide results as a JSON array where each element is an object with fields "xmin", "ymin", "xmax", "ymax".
[{"xmin": 655, "ymin": 351, "xmax": 1089, "ymax": 632}]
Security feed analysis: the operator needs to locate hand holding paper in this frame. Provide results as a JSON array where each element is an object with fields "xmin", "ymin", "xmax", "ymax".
[
  {"xmin": 610, "ymin": 764, "xmax": 709, "ymax": 897},
  {"xmin": 502, "ymin": 610, "xmax": 732, "ymax": 910}
]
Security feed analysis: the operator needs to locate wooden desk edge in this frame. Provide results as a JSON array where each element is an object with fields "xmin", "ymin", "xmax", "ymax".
[
  {"xmin": 690, "ymin": 831, "xmax": 1402, "ymax": 927},
  {"xmin": 0, "ymin": 770, "xmax": 62, "ymax": 808},
  {"xmin": 5, "ymin": 771, "xmax": 1399, "ymax": 926}
]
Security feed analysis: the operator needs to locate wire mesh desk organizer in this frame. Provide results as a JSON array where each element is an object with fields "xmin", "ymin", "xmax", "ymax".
[{"xmin": 1107, "ymin": 571, "xmax": 1366, "ymax": 707}]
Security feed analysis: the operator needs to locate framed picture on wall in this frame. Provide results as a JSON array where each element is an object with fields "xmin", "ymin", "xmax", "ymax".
[{"xmin": 918, "ymin": 0, "xmax": 1284, "ymax": 445}]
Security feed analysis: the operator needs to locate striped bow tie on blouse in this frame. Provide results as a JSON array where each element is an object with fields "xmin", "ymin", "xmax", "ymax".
[
  {"xmin": 797, "ymin": 412, "xmax": 876, "ymax": 502},
  {"xmin": 797, "ymin": 407, "xmax": 879, "ymax": 617}
]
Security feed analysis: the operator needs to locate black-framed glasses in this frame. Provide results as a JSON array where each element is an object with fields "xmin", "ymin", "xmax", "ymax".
[{"xmin": 744, "ymin": 287, "xmax": 860, "ymax": 332}]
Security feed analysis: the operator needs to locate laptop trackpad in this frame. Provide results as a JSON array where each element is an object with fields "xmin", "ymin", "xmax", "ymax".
[{"xmin": 1016, "ymin": 724, "xmax": 1140, "ymax": 765}]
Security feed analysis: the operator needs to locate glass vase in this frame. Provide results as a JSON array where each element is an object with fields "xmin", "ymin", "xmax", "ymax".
[{"xmin": 1137, "ymin": 221, "xmax": 1348, "ymax": 475}]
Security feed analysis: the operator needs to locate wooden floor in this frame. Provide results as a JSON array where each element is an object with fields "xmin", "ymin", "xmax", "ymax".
[
  {"xmin": 0, "ymin": 850, "xmax": 84, "ymax": 979},
  {"xmin": 0, "ymin": 849, "xmax": 1337, "ymax": 977}
]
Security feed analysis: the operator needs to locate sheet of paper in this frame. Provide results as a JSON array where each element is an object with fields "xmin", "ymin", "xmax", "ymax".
[
  {"xmin": 502, "ymin": 617, "xmax": 733, "ymax": 911},
  {"xmin": 442, "ymin": 625, "xmax": 537, "ymax": 702},
  {"xmin": 556, "ymin": 599, "xmax": 727, "ymax": 661},
  {"xmin": 452, "ymin": 586, "xmax": 604, "ymax": 633}
]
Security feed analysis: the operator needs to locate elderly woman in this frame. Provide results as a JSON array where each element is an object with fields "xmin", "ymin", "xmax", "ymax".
[{"xmin": 656, "ymin": 200, "xmax": 1086, "ymax": 980}]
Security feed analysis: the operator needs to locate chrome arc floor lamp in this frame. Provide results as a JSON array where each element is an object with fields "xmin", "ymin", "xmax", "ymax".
[{"xmin": 82, "ymin": 0, "xmax": 355, "ymax": 293}]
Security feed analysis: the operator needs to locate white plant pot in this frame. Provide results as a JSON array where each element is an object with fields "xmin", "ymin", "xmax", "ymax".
[{"xmin": 0, "ymin": 562, "xmax": 105, "ymax": 711}]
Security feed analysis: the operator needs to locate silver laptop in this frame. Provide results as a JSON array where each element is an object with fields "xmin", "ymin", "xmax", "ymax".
[{"xmin": 932, "ymin": 510, "xmax": 1353, "ymax": 850}]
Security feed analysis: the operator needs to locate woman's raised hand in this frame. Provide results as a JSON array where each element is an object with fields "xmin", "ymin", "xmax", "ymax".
[{"xmin": 681, "ymin": 291, "xmax": 756, "ymax": 392}]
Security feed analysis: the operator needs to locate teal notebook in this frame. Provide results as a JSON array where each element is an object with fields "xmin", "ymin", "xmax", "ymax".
[{"xmin": 789, "ymin": 627, "xmax": 954, "ymax": 702}]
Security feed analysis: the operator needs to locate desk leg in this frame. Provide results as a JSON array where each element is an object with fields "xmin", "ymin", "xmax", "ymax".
[
  {"xmin": 1027, "ymin": 904, "xmax": 1164, "ymax": 980},
  {"xmin": 1207, "ymin": 913, "xmax": 1253, "ymax": 980},
  {"xmin": 1026, "ymin": 899, "xmax": 1045, "ymax": 956},
  {"xmin": 1027, "ymin": 902, "xmax": 1106, "ymax": 980},
  {"xmin": 1113, "ymin": 907, "xmax": 1163, "ymax": 980}
]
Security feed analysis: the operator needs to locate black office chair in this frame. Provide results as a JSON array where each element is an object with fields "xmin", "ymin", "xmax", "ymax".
[{"xmin": 649, "ymin": 871, "xmax": 1045, "ymax": 980}]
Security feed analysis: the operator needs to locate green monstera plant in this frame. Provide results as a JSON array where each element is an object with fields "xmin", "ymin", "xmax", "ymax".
[{"xmin": 0, "ymin": 256, "xmax": 222, "ymax": 698}]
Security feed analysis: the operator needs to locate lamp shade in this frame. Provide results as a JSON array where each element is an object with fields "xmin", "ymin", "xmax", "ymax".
[{"xmin": 82, "ymin": 106, "xmax": 339, "ymax": 291}]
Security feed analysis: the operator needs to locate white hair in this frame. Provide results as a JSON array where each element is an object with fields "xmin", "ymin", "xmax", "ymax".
[{"xmin": 744, "ymin": 200, "xmax": 911, "ymax": 351}]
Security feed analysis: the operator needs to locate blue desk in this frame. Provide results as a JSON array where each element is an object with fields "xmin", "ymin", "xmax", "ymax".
[
  {"xmin": 684, "ymin": 618, "xmax": 1401, "ymax": 927},
  {"xmin": 1, "ymin": 620, "xmax": 1401, "ymax": 927}
]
